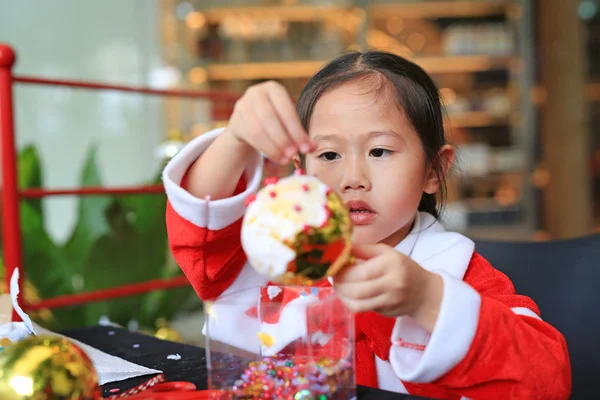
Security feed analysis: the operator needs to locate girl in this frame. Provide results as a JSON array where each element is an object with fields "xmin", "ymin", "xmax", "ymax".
[{"xmin": 163, "ymin": 51, "xmax": 571, "ymax": 399}]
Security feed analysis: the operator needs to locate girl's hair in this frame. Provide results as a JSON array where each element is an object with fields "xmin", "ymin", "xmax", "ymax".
[{"xmin": 296, "ymin": 50, "xmax": 448, "ymax": 219}]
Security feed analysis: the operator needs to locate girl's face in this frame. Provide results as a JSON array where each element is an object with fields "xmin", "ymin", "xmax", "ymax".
[{"xmin": 304, "ymin": 80, "xmax": 452, "ymax": 247}]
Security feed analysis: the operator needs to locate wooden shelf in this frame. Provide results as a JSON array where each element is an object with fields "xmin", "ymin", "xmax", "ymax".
[
  {"xmin": 207, "ymin": 60, "xmax": 325, "ymax": 81},
  {"xmin": 370, "ymin": 1, "xmax": 514, "ymax": 20},
  {"xmin": 203, "ymin": 5, "xmax": 355, "ymax": 24},
  {"xmin": 206, "ymin": 56, "xmax": 516, "ymax": 81},
  {"xmin": 586, "ymin": 82, "xmax": 600, "ymax": 101},
  {"xmin": 201, "ymin": 1, "xmax": 513, "ymax": 23},
  {"xmin": 446, "ymin": 111, "xmax": 509, "ymax": 128}
]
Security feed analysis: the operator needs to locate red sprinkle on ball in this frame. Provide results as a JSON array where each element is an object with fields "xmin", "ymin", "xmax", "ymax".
[
  {"xmin": 244, "ymin": 194, "xmax": 257, "ymax": 206},
  {"xmin": 294, "ymin": 168, "xmax": 305, "ymax": 176},
  {"xmin": 301, "ymin": 184, "xmax": 310, "ymax": 192},
  {"xmin": 294, "ymin": 204, "xmax": 302, "ymax": 212},
  {"xmin": 263, "ymin": 176, "xmax": 279, "ymax": 186},
  {"xmin": 269, "ymin": 191, "xmax": 277, "ymax": 198},
  {"xmin": 303, "ymin": 225, "xmax": 312, "ymax": 234}
]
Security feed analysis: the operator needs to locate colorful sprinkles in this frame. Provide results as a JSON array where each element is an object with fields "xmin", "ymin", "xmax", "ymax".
[{"xmin": 216, "ymin": 354, "xmax": 353, "ymax": 400}]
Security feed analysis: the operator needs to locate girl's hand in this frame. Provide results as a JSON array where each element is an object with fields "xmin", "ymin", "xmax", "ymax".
[
  {"xmin": 333, "ymin": 243, "xmax": 444, "ymax": 333},
  {"xmin": 224, "ymin": 81, "xmax": 316, "ymax": 164}
]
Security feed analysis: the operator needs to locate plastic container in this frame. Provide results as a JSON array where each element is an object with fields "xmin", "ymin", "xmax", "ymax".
[{"xmin": 205, "ymin": 285, "xmax": 356, "ymax": 399}]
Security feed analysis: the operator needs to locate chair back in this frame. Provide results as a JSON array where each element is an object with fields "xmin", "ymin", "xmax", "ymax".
[{"xmin": 475, "ymin": 234, "xmax": 600, "ymax": 399}]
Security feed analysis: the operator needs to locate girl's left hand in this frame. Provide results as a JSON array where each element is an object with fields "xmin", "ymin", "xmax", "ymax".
[{"xmin": 333, "ymin": 243, "xmax": 444, "ymax": 332}]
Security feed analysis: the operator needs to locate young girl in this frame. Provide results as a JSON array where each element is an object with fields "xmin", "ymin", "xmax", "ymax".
[{"xmin": 163, "ymin": 51, "xmax": 571, "ymax": 399}]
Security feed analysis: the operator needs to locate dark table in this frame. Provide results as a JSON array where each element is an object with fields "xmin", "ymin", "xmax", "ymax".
[{"xmin": 64, "ymin": 325, "xmax": 428, "ymax": 399}]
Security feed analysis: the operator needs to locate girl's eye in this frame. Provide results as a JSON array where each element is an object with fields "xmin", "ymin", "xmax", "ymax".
[
  {"xmin": 369, "ymin": 148, "xmax": 391, "ymax": 158},
  {"xmin": 318, "ymin": 151, "xmax": 340, "ymax": 161}
]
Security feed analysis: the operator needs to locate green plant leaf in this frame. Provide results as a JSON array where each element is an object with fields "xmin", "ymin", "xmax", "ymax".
[
  {"xmin": 19, "ymin": 201, "xmax": 86, "ymax": 330},
  {"xmin": 17, "ymin": 145, "xmax": 43, "ymax": 214},
  {"xmin": 1, "ymin": 146, "xmax": 195, "ymax": 332},
  {"xmin": 63, "ymin": 146, "xmax": 111, "ymax": 268},
  {"xmin": 1, "ymin": 146, "xmax": 86, "ymax": 330}
]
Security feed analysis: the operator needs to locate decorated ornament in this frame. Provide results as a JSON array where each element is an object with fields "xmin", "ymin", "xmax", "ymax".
[
  {"xmin": 241, "ymin": 173, "xmax": 352, "ymax": 285},
  {"xmin": 0, "ymin": 335, "xmax": 100, "ymax": 400}
]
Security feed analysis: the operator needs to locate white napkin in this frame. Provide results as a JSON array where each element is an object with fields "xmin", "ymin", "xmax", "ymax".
[{"xmin": 4, "ymin": 269, "xmax": 163, "ymax": 385}]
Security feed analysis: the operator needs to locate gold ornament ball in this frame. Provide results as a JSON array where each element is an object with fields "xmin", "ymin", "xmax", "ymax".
[
  {"xmin": 155, "ymin": 326, "xmax": 182, "ymax": 343},
  {"xmin": 0, "ymin": 335, "xmax": 101, "ymax": 400}
]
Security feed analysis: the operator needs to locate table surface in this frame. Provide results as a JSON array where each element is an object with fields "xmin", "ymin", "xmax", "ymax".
[{"xmin": 64, "ymin": 325, "xmax": 429, "ymax": 400}]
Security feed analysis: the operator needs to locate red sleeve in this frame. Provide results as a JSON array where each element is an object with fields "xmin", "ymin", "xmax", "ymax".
[
  {"xmin": 407, "ymin": 253, "xmax": 572, "ymax": 400},
  {"xmin": 166, "ymin": 175, "xmax": 248, "ymax": 301}
]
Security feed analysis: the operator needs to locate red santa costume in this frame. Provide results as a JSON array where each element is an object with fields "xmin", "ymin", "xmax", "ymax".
[{"xmin": 163, "ymin": 128, "xmax": 571, "ymax": 400}]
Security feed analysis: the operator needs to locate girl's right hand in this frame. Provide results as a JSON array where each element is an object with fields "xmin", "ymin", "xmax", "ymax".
[{"xmin": 224, "ymin": 81, "xmax": 316, "ymax": 164}]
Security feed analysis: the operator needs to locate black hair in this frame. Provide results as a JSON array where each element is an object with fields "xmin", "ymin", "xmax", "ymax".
[{"xmin": 296, "ymin": 50, "xmax": 448, "ymax": 219}]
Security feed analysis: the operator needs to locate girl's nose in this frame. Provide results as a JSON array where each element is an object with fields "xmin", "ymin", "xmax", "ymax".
[{"xmin": 339, "ymin": 157, "xmax": 371, "ymax": 192}]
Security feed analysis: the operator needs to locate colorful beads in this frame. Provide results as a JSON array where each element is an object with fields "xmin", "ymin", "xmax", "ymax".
[{"xmin": 222, "ymin": 354, "xmax": 352, "ymax": 400}]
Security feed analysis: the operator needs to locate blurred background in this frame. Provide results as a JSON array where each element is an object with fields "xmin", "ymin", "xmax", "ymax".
[{"xmin": 0, "ymin": 0, "xmax": 597, "ymax": 344}]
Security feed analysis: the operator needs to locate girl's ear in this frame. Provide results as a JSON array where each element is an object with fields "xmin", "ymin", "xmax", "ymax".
[{"xmin": 424, "ymin": 145, "xmax": 455, "ymax": 194}]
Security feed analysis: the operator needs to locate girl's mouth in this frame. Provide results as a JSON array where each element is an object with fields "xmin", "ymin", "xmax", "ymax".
[{"xmin": 345, "ymin": 200, "xmax": 377, "ymax": 225}]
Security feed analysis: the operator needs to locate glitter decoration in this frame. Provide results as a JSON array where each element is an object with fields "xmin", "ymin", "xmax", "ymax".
[
  {"xmin": 0, "ymin": 335, "xmax": 100, "ymax": 399},
  {"xmin": 133, "ymin": 344, "xmax": 140, "ymax": 349},
  {"xmin": 241, "ymin": 175, "xmax": 353, "ymax": 285},
  {"xmin": 107, "ymin": 330, "xmax": 115, "ymax": 336},
  {"xmin": 109, "ymin": 388, "xmax": 120, "ymax": 393}
]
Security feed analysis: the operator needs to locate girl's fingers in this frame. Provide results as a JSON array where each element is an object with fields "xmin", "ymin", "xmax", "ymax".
[
  {"xmin": 337, "ymin": 291, "xmax": 389, "ymax": 314},
  {"xmin": 243, "ymin": 108, "xmax": 285, "ymax": 163},
  {"xmin": 253, "ymin": 96, "xmax": 292, "ymax": 163},
  {"xmin": 265, "ymin": 82, "xmax": 315, "ymax": 153},
  {"xmin": 334, "ymin": 258, "xmax": 385, "ymax": 283},
  {"xmin": 334, "ymin": 275, "xmax": 389, "ymax": 300}
]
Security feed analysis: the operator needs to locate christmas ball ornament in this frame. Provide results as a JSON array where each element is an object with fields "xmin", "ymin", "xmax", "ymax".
[
  {"xmin": 241, "ymin": 172, "xmax": 352, "ymax": 285},
  {"xmin": 0, "ymin": 335, "xmax": 100, "ymax": 400},
  {"xmin": 154, "ymin": 318, "xmax": 182, "ymax": 343}
]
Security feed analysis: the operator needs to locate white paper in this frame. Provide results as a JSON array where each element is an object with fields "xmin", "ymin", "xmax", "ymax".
[
  {"xmin": 0, "ymin": 321, "xmax": 32, "ymax": 345},
  {"xmin": 6, "ymin": 269, "xmax": 163, "ymax": 385},
  {"xmin": 10, "ymin": 270, "xmax": 34, "ymax": 335},
  {"xmin": 32, "ymin": 322, "xmax": 162, "ymax": 385}
]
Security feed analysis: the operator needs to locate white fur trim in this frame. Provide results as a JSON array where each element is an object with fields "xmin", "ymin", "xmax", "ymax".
[
  {"xmin": 202, "ymin": 263, "xmax": 268, "ymax": 354},
  {"xmin": 389, "ymin": 272, "xmax": 481, "ymax": 383},
  {"xmin": 258, "ymin": 295, "xmax": 317, "ymax": 356},
  {"xmin": 376, "ymin": 356, "xmax": 408, "ymax": 393},
  {"xmin": 162, "ymin": 127, "xmax": 264, "ymax": 229},
  {"xmin": 202, "ymin": 261, "xmax": 322, "ymax": 356},
  {"xmin": 511, "ymin": 306, "xmax": 542, "ymax": 320}
]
